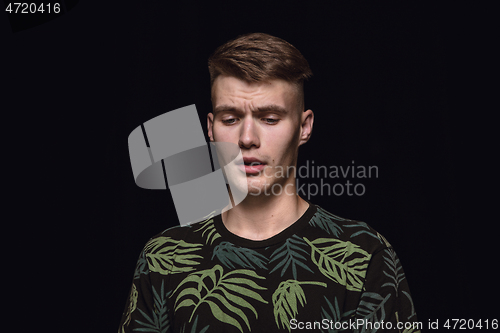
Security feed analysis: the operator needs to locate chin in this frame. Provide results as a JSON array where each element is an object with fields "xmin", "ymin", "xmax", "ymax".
[{"xmin": 246, "ymin": 178, "xmax": 274, "ymax": 197}]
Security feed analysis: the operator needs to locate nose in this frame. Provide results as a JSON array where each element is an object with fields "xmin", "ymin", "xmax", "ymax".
[{"xmin": 238, "ymin": 116, "xmax": 260, "ymax": 149}]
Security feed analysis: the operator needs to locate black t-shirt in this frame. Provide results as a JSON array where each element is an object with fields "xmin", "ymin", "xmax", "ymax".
[{"xmin": 118, "ymin": 203, "xmax": 420, "ymax": 333}]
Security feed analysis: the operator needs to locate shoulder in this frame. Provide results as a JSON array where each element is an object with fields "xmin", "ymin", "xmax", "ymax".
[
  {"xmin": 307, "ymin": 204, "xmax": 391, "ymax": 254},
  {"xmin": 137, "ymin": 213, "xmax": 219, "ymax": 276},
  {"xmin": 142, "ymin": 211, "xmax": 218, "ymax": 254}
]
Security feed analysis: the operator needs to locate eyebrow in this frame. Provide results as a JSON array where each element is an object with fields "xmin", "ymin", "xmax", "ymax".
[{"xmin": 213, "ymin": 104, "xmax": 288, "ymax": 115}]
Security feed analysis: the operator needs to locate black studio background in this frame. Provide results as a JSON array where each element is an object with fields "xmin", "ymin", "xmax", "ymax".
[{"xmin": 3, "ymin": 1, "xmax": 494, "ymax": 332}]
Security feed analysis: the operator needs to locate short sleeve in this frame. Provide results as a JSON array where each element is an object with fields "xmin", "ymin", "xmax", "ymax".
[
  {"xmin": 117, "ymin": 249, "xmax": 172, "ymax": 333},
  {"xmin": 352, "ymin": 247, "xmax": 421, "ymax": 333}
]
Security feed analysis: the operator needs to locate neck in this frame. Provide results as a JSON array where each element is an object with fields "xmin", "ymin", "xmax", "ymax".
[{"xmin": 221, "ymin": 189, "xmax": 309, "ymax": 241}]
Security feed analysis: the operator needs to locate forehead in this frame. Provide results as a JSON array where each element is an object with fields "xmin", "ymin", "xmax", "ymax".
[{"xmin": 211, "ymin": 76, "xmax": 299, "ymax": 110}]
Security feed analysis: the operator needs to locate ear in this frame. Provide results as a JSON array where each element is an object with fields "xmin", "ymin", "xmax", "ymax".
[
  {"xmin": 298, "ymin": 109, "xmax": 314, "ymax": 146},
  {"xmin": 207, "ymin": 113, "xmax": 215, "ymax": 142}
]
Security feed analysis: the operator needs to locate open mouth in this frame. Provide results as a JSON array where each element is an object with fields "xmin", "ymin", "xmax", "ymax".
[
  {"xmin": 240, "ymin": 158, "xmax": 266, "ymax": 173},
  {"xmin": 242, "ymin": 157, "xmax": 264, "ymax": 165}
]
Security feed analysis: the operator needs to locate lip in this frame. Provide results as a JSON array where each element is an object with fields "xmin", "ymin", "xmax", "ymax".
[
  {"xmin": 239, "ymin": 157, "xmax": 266, "ymax": 174},
  {"xmin": 243, "ymin": 157, "xmax": 264, "ymax": 164}
]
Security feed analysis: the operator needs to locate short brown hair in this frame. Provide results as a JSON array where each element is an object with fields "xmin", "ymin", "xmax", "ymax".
[{"xmin": 208, "ymin": 33, "xmax": 312, "ymax": 104}]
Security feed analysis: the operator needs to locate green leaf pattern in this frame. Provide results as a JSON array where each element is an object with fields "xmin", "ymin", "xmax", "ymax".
[
  {"xmin": 343, "ymin": 221, "xmax": 383, "ymax": 243},
  {"xmin": 181, "ymin": 315, "xmax": 209, "ymax": 333},
  {"xmin": 133, "ymin": 281, "xmax": 171, "ymax": 333},
  {"xmin": 123, "ymin": 283, "xmax": 138, "ymax": 327},
  {"xmin": 304, "ymin": 237, "xmax": 371, "ymax": 291},
  {"xmin": 319, "ymin": 295, "xmax": 355, "ymax": 333},
  {"xmin": 355, "ymin": 292, "xmax": 390, "ymax": 333},
  {"xmin": 269, "ymin": 235, "xmax": 314, "ymax": 279},
  {"xmin": 144, "ymin": 237, "xmax": 203, "ymax": 275},
  {"xmin": 272, "ymin": 279, "xmax": 327, "ymax": 332},
  {"xmin": 212, "ymin": 241, "xmax": 268, "ymax": 270},
  {"xmin": 134, "ymin": 251, "xmax": 149, "ymax": 279},
  {"xmin": 381, "ymin": 248, "xmax": 405, "ymax": 296},
  {"xmin": 194, "ymin": 215, "xmax": 221, "ymax": 245},
  {"xmin": 309, "ymin": 207, "xmax": 344, "ymax": 236},
  {"xmin": 119, "ymin": 204, "xmax": 419, "ymax": 333},
  {"xmin": 172, "ymin": 264, "xmax": 268, "ymax": 332}
]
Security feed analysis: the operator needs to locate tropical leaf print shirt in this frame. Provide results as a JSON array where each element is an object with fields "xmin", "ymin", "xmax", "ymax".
[{"xmin": 118, "ymin": 203, "xmax": 420, "ymax": 333}]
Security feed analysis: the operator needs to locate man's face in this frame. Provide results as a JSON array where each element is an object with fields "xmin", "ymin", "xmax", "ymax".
[{"xmin": 207, "ymin": 75, "xmax": 313, "ymax": 196}]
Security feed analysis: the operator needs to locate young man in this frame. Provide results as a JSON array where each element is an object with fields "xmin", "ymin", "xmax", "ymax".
[{"xmin": 119, "ymin": 33, "xmax": 421, "ymax": 333}]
